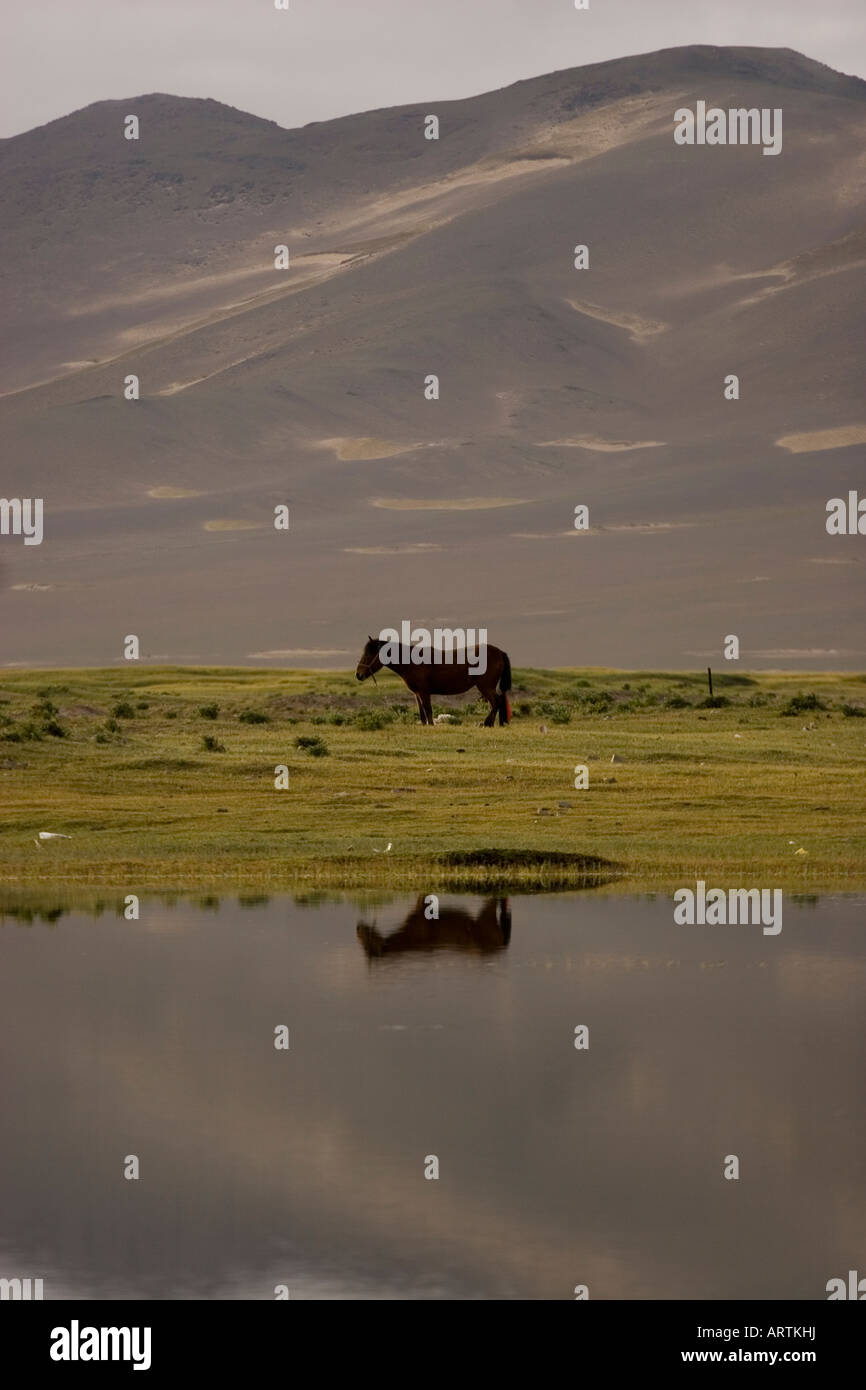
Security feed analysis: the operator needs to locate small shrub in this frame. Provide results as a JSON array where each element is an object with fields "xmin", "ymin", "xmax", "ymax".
[
  {"xmin": 665, "ymin": 695, "xmax": 691, "ymax": 709},
  {"xmin": 165, "ymin": 711, "xmax": 178, "ymax": 720},
  {"xmin": 534, "ymin": 700, "xmax": 570, "ymax": 722},
  {"xmin": 239, "ymin": 710, "xmax": 269, "ymax": 724},
  {"xmin": 697, "ymin": 695, "xmax": 731, "ymax": 709},
  {"xmin": 295, "ymin": 734, "xmax": 328, "ymax": 757},
  {"xmin": 840, "ymin": 703, "xmax": 866, "ymax": 718},
  {"xmin": 517, "ymin": 702, "xmax": 533, "ymax": 716},
  {"xmin": 15, "ymin": 722, "xmax": 45, "ymax": 742},
  {"xmin": 201, "ymin": 734, "xmax": 225, "ymax": 752},
  {"xmin": 583, "ymin": 691, "xmax": 614, "ymax": 713},
  {"xmin": 537, "ymin": 698, "xmax": 569, "ymax": 718},
  {"xmin": 112, "ymin": 701, "xmax": 135, "ymax": 719},
  {"xmin": 548, "ymin": 703, "xmax": 573, "ymax": 725},
  {"xmin": 355, "ymin": 709, "xmax": 394, "ymax": 731},
  {"xmin": 198, "ymin": 703, "xmax": 220, "ymax": 720},
  {"xmin": 21, "ymin": 697, "xmax": 70, "ymax": 738},
  {"xmin": 137, "ymin": 700, "xmax": 149, "ymax": 710},
  {"xmin": 780, "ymin": 692, "xmax": 826, "ymax": 717}
]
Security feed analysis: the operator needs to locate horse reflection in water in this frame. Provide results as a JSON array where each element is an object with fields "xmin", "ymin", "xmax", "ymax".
[{"xmin": 357, "ymin": 896, "xmax": 512, "ymax": 960}]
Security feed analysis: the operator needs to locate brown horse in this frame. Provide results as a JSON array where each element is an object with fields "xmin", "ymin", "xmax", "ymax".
[
  {"xmin": 357, "ymin": 896, "xmax": 512, "ymax": 959},
  {"xmin": 355, "ymin": 634, "xmax": 512, "ymax": 725}
]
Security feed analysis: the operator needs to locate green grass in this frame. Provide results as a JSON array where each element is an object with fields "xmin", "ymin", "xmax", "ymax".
[{"xmin": 1, "ymin": 666, "xmax": 864, "ymax": 894}]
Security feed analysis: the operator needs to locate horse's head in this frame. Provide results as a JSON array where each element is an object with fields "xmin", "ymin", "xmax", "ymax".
[{"xmin": 356, "ymin": 634, "xmax": 384, "ymax": 682}]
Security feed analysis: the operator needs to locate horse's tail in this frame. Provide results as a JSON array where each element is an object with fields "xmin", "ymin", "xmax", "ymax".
[
  {"xmin": 497, "ymin": 650, "xmax": 512, "ymax": 724},
  {"xmin": 499, "ymin": 650, "xmax": 512, "ymax": 692}
]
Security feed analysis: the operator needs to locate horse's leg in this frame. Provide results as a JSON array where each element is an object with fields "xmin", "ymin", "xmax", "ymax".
[
  {"xmin": 493, "ymin": 652, "xmax": 511, "ymax": 724},
  {"xmin": 421, "ymin": 691, "xmax": 434, "ymax": 724},
  {"xmin": 477, "ymin": 680, "xmax": 498, "ymax": 726},
  {"xmin": 414, "ymin": 692, "xmax": 427, "ymax": 724},
  {"xmin": 498, "ymin": 899, "xmax": 512, "ymax": 945},
  {"xmin": 357, "ymin": 923, "xmax": 386, "ymax": 956}
]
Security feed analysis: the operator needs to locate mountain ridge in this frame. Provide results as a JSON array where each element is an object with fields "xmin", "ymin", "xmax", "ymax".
[{"xmin": 4, "ymin": 43, "xmax": 865, "ymax": 148}]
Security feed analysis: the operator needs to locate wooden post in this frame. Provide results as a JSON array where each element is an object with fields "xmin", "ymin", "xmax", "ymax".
[{"xmin": 707, "ymin": 666, "xmax": 713, "ymax": 698}]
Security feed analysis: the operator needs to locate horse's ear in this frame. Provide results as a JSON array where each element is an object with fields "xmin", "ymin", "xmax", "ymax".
[{"xmin": 368, "ymin": 634, "xmax": 374, "ymax": 642}]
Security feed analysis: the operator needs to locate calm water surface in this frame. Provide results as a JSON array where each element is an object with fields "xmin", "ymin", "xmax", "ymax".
[{"xmin": 0, "ymin": 892, "xmax": 863, "ymax": 1299}]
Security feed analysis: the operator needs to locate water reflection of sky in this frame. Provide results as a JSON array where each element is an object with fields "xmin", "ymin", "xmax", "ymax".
[{"xmin": 0, "ymin": 893, "xmax": 863, "ymax": 1299}]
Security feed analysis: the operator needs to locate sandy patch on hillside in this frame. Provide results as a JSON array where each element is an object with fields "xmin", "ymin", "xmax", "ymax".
[
  {"xmin": 248, "ymin": 649, "xmax": 349, "ymax": 659},
  {"xmin": 158, "ymin": 377, "xmax": 209, "ymax": 396},
  {"xmin": 454, "ymin": 155, "xmax": 571, "ymax": 187},
  {"xmin": 64, "ymin": 254, "xmax": 352, "ymax": 319},
  {"xmin": 353, "ymin": 155, "xmax": 570, "ymax": 227},
  {"xmin": 735, "ymin": 229, "xmax": 866, "ymax": 308},
  {"xmin": 371, "ymin": 497, "xmax": 528, "ymax": 511},
  {"xmin": 512, "ymin": 530, "xmax": 592, "ymax": 539},
  {"xmin": 344, "ymin": 543, "xmax": 444, "ymax": 554},
  {"xmin": 63, "ymin": 264, "xmax": 272, "ymax": 317},
  {"xmin": 10, "ymin": 582, "xmax": 56, "ymax": 591},
  {"xmin": 808, "ymin": 556, "xmax": 858, "ymax": 565},
  {"xmin": 148, "ymin": 486, "xmax": 203, "ymax": 498},
  {"xmin": 203, "ymin": 519, "xmax": 263, "ymax": 532},
  {"xmin": 532, "ymin": 90, "xmax": 684, "ymax": 163},
  {"xmin": 158, "ymin": 348, "xmax": 279, "ymax": 396},
  {"xmin": 538, "ymin": 437, "xmax": 664, "ymax": 452},
  {"xmin": 567, "ymin": 298, "xmax": 668, "ymax": 343},
  {"xmin": 512, "ymin": 521, "xmax": 694, "ymax": 539},
  {"xmin": 320, "ymin": 437, "xmax": 424, "ymax": 461},
  {"xmin": 775, "ymin": 425, "xmax": 866, "ymax": 452},
  {"xmin": 604, "ymin": 521, "xmax": 696, "ymax": 533}
]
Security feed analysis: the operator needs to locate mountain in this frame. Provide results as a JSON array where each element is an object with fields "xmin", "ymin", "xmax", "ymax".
[{"xmin": 1, "ymin": 45, "xmax": 864, "ymax": 668}]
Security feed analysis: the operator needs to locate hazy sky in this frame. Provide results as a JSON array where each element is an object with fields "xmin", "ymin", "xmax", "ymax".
[{"xmin": 2, "ymin": 0, "xmax": 865, "ymax": 138}]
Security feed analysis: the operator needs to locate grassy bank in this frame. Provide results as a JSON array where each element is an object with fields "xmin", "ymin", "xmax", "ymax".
[{"xmin": 1, "ymin": 666, "xmax": 864, "ymax": 894}]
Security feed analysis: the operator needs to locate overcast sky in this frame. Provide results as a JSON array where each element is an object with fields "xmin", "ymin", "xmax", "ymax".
[{"xmin": 2, "ymin": 0, "xmax": 864, "ymax": 138}]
